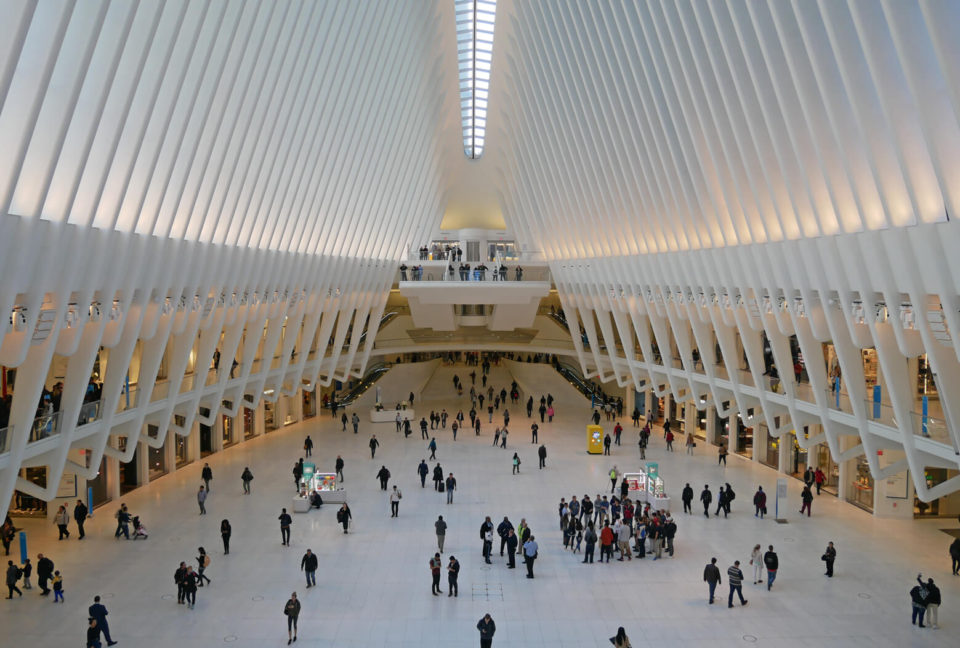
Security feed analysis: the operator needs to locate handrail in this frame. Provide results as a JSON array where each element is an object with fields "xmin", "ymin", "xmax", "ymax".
[
  {"xmin": 335, "ymin": 363, "xmax": 390, "ymax": 408},
  {"xmin": 554, "ymin": 362, "xmax": 597, "ymax": 401}
]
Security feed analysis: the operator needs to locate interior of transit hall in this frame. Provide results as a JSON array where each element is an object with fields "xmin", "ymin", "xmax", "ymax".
[{"xmin": 2, "ymin": 360, "xmax": 958, "ymax": 648}]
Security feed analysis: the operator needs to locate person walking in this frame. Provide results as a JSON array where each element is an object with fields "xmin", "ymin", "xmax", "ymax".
[
  {"xmin": 750, "ymin": 544, "xmax": 763, "ymax": 584},
  {"xmin": 335, "ymin": 456, "xmax": 344, "ymax": 482},
  {"xmin": 445, "ymin": 473, "xmax": 457, "ymax": 504},
  {"xmin": 220, "ymin": 519, "xmax": 232, "ymax": 555},
  {"xmin": 89, "ymin": 595, "xmax": 117, "ymax": 644},
  {"xmin": 703, "ymin": 557, "xmax": 721, "ymax": 604},
  {"xmin": 284, "ymin": 592, "xmax": 300, "ymax": 644},
  {"xmin": 537, "ymin": 444, "xmax": 547, "ymax": 469},
  {"xmin": 753, "ymin": 486, "xmax": 766, "ymax": 518},
  {"xmin": 389, "ymin": 486, "xmax": 402, "ymax": 517},
  {"xmin": 922, "ymin": 576, "xmax": 940, "ymax": 629},
  {"xmin": 352, "ymin": 412, "xmax": 360, "ymax": 434},
  {"xmin": 603, "ymin": 433, "xmax": 612, "ymax": 456},
  {"xmin": 87, "ymin": 617, "xmax": 102, "ymax": 648},
  {"xmin": 435, "ymin": 516, "xmax": 447, "ymax": 553},
  {"xmin": 665, "ymin": 430, "xmax": 674, "ymax": 451},
  {"xmin": 196, "ymin": 547, "xmax": 211, "ymax": 587},
  {"xmin": 447, "ymin": 556, "xmax": 460, "ymax": 597},
  {"xmin": 241, "ymin": 467, "xmax": 253, "ymax": 494},
  {"xmin": 800, "ymin": 485, "xmax": 814, "ymax": 516},
  {"xmin": 197, "ymin": 485, "xmax": 207, "ymax": 515},
  {"xmin": 822, "ymin": 541, "xmax": 836, "ymax": 577},
  {"xmin": 5, "ymin": 560, "xmax": 22, "ymax": 599},
  {"xmin": 512, "ymin": 453, "xmax": 521, "ymax": 474},
  {"xmin": 201, "ymin": 463, "xmax": 213, "ymax": 493},
  {"xmin": 530, "ymin": 422, "xmax": 538, "ymax": 443},
  {"xmin": 763, "ymin": 545, "xmax": 778, "ymax": 590},
  {"xmin": 718, "ymin": 443, "xmax": 728, "ymax": 466},
  {"xmin": 681, "ymin": 483, "xmax": 694, "ymax": 514},
  {"xmin": 73, "ymin": 499, "xmax": 88, "ymax": 539},
  {"xmin": 301, "ymin": 549, "xmax": 318, "ymax": 588},
  {"xmin": 609, "ymin": 466, "xmax": 619, "ymax": 493},
  {"xmin": 293, "ymin": 459, "xmax": 304, "ymax": 491},
  {"xmin": 369, "ymin": 435, "xmax": 379, "ymax": 459},
  {"xmin": 477, "ymin": 613, "xmax": 496, "ymax": 648},
  {"xmin": 685, "ymin": 433, "xmax": 694, "ymax": 455},
  {"xmin": 336, "ymin": 503, "xmax": 352, "ymax": 533},
  {"xmin": 303, "ymin": 435, "xmax": 313, "ymax": 458},
  {"xmin": 418, "ymin": 459, "xmax": 429, "ymax": 487},
  {"xmin": 727, "ymin": 561, "xmax": 748, "ymax": 607},
  {"xmin": 715, "ymin": 486, "xmax": 728, "ymax": 518},
  {"xmin": 700, "ymin": 485, "xmax": 712, "ymax": 518},
  {"xmin": 37, "ymin": 553, "xmax": 54, "ymax": 595},
  {"xmin": 500, "ymin": 428, "xmax": 508, "ymax": 449},
  {"xmin": 20, "ymin": 557, "xmax": 31, "ymax": 590},
  {"xmin": 523, "ymin": 535, "xmax": 538, "ymax": 578},
  {"xmin": 428, "ymin": 437, "xmax": 437, "ymax": 460},
  {"xmin": 376, "ymin": 465, "xmax": 391, "ymax": 490},
  {"xmin": 54, "ymin": 505, "xmax": 70, "ymax": 540},
  {"xmin": 51, "ymin": 569, "xmax": 64, "ymax": 603},
  {"xmin": 911, "ymin": 576, "xmax": 929, "ymax": 627},
  {"xmin": 951, "ymin": 537, "xmax": 960, "ymax": 575},
  {"xmin": 279, "ymin": 508, "xmax": 292, "ymax": 546}
]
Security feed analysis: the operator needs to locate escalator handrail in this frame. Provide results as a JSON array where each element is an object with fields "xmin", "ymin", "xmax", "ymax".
[{"xmin": 336, "ymin": 363, "xmax": 389, "ymax": 407}]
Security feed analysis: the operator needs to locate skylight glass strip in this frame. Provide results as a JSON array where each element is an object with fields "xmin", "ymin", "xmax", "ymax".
[{"xmin": 455, "ymin": 0, "xmax": 497, "ymax": 159}]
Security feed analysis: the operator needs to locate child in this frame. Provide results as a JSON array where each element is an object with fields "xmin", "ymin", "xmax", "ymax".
[
  {"xmin": 21, "ymin": 558, "xmax": 32, "ymax": 589},
  {"xmin": 574, "ymin": 519, "xmax": 583, "ymax": 553},
  {"xmin": 52, "ymin": 570, "xmax": 63, "ymax": 602}
]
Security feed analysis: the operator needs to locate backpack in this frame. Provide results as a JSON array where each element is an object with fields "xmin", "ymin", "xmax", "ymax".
[
  {"xmin": 15, "ymin": 566, "xmax": 23, "ymax": 580},
  {"xmin": 727, "ymin": 489, "xmax": 735, "ymax": 501},
  {"xmin": 203, "ymin": 555, "xmax": 211, "ymax": 568},
  {"xmin": 336, "ymin": 509, "xmax": 344, "ymax": 523}
]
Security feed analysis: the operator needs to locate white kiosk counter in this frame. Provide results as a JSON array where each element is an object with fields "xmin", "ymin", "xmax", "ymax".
[{"xmin": 369, "ymin": 407, "xmax": 415, "ymax": 423}]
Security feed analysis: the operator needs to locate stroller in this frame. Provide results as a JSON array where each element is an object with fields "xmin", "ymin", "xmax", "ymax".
[{"xmin": 131, "ymin": 515, "xmax": 148, "ymax": 540}]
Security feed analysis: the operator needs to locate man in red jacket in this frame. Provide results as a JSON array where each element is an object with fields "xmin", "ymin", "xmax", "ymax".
[{"xmin": 600, "ymin": 522, "xmax": 615, "ymax": 563}]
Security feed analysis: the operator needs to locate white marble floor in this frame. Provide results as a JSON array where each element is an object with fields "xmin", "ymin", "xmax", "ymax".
[{"xmin": 2, "ymin": 362, "xmax": 958, "ymax": 648}]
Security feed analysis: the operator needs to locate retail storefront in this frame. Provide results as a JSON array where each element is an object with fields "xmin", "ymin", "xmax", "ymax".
[
  {"xmin": 222, "ymin": 414, "xmax": 236, "ymax": 448},
  {"xmin": 694, "ymin": 408, "xmax": 707, "ymax": 441},
  {"xmin": 847, "ymin": 456, "xmax": 875, "ymax": 512},
  {"xmin": 147, "ymin": 425, "xmax": 167, "ymax": 481},
  {"xmin": 243, "ymin": 407, "xmax": 256, "ymax": 439},
  {"xmin": 733, "ymin": 419, "xmax": 753, "ymax": 459},
  {"xmin": 760, "ymin": 425, "xmax": 779, "ymax": 469},
  {"xmin": 264, "ymin": 401, "xmax": 278, "ymax": 432}
]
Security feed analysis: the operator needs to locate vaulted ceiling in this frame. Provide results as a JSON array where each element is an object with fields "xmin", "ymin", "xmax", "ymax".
[{"xmin": 3, "ymin": 1, "xmax": 958, "ymax": 262}]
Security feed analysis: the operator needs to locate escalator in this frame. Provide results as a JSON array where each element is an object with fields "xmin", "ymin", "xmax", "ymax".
[
  {"xmin": 336, "ymin": 363, "xmax": 390, "ymax": 407},
  {"xmin": 554, "ymin": 361, "xmax": 599, "ymax": 401},
  {"xmin": 356, "ymin": 311, "xmax": 398, "ymax": 348}
]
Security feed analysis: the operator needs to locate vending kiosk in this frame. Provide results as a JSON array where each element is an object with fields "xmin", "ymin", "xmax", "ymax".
[{"xmin": 586, "ymin": 425, "xmax": 604, "ymax": 454}]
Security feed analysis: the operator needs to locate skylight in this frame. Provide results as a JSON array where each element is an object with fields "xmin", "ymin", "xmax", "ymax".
[{"xmin": 455, "ymin": 0, "xmax": 497, "ymax": 159}]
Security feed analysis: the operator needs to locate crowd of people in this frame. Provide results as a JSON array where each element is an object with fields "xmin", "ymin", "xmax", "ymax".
[{"xmin": 3, "ymin": 350, "xmax": 958, "ymax": 646}]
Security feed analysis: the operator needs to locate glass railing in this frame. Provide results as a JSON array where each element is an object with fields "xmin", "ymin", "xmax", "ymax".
[
  {"xmin": 400, "ymin": 264, "xmax": 550, "ymax": 283},
  {"xmin": 30, "ymin": 411, "xmax": 61, "ymax": 442},
  {"xmin": 180, "ymin": 374, "xmax": 195, "ymax": 393},
  {"xmin": 0, "ymin": 426, "xmax": 9, "ymax": 455},
  {"xmin": 77, "ymin": 400, "xmax": 101, "ymax": 425}
]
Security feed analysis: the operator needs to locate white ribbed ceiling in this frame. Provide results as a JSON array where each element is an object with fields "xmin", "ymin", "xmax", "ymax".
[
  {"xmin": 0, "ymin": 0, "xmax": 459, "ymax": 260},
  {"xmin": 487, "ymin": 0, "xmax": 960, "ymax": 260},
  {"xmin": 2, "ymin": 1, "xmax": 959, "ymax": 262}
]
